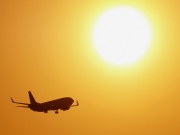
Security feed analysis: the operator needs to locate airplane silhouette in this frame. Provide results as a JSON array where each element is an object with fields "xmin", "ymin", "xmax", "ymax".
[{"xmin": 11, "ymin": 91, "xmax": 78, "ymax": 114}]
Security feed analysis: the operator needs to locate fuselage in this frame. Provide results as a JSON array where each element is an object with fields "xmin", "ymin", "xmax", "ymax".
[{"xmin": 29, "ymin": 97, "xmax": 74, "ymax": 112}]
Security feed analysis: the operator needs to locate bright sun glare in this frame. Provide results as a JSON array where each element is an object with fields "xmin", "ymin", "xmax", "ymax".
[{"xmin": 92, "ymin": 6, "xmax": 152, "ymax": 66}]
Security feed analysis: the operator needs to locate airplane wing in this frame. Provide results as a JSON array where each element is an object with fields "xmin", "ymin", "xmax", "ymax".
[
  {"xmin": 11, "ymin": 98, "xmax": 30, "ymax": 105},
  {"xmin": 16, "ymin": 106, "xmax": 29, "ymax": 108},
  {"xmin": 71, "ymin": 100, "xmax": 79, "ymax": 107}
]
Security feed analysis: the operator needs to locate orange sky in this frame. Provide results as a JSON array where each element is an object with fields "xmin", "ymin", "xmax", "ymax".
[{"xmin": 0, "ymin": 0, "xmax": 180, "ymax": 135}]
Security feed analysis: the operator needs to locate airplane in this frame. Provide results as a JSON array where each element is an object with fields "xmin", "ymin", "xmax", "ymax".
[{"xmin": 11, "ymin": 91, "xmax": 78, "ymax": 114}]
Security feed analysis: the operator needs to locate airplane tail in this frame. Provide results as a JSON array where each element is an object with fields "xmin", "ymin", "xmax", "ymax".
[{"xmin": 28, "ymin": 91, "xmax": 37, "ymax": 105}]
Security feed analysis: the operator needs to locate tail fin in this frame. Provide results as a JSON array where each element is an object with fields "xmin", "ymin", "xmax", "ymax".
[{"xmin": 28, "ymin": 91, "xmax": 37, "ymax": 105}]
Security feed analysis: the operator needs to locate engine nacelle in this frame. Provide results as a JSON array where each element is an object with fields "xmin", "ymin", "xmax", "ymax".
[{"xmin": 61, "ymin": 106, "xmax": 70, "ymax": 111}]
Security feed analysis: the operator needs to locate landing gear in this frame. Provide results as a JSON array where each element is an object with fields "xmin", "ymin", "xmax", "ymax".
[
  {"xmin": 55, "ymin": 110, "xmax": 59, "ymax": 114},
  {"xmin": 44, "ymin": 110, "xmax": 48, "ymax": 113}
]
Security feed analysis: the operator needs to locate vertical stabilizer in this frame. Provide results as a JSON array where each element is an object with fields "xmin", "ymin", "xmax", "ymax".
[{"xmin": 28, "ymin": 91, "xmax": 37, "ymax": 105}]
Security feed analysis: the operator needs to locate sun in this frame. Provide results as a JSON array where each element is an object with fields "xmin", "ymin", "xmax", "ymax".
[{"xmin": 92, "ymin": 6, "xmax": 152, "ymax": 66}]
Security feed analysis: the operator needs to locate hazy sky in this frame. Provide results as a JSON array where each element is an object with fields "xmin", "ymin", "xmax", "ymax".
[{"xmin": 0, "ymin": 0, "xmax": 180, "ymax": 135}]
